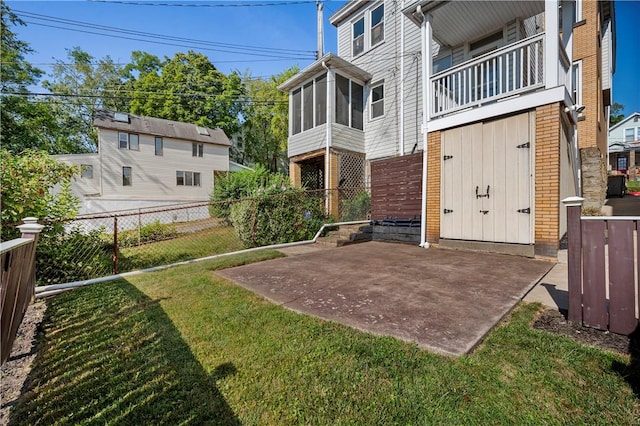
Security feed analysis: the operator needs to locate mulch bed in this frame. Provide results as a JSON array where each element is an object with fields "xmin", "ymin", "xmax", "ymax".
[{"xmin": 532, "ymin": 308, "xmax": 639, "ymax": 357}]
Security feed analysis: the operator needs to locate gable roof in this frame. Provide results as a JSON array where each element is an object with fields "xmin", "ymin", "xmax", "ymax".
[
  {"xmin": 93, "ymin": 110, "xmax": 231, "ymax": 146},
  {"xmin": 609, "ymin": 112, "xmax": 640, "ymax": 133}
]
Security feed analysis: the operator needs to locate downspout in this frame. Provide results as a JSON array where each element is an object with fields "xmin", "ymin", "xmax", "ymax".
[
  {"xmin": 418, "ymin": 5, "xmax": 431, "ymax": 248},
  {"xmin": 322, "ymin": 61, "xmax": 332, "ymax": 215},
  {"xmin": 399, "ymin": 0, "xmax": 405, "ymax": 155}
]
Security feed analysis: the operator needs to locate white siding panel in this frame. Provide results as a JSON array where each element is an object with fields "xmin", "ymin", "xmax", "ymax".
[
  {"xmin": 601, "ymin": 20, "xmax": 612, "ymax": 90},
  {"xmin": 99, "ymin": 129, "xmax": 227, "ymax": 202},
  {"xmin": 288, "ymin": 125, "xmax": 327, "ymax": 158},
  {"xmin": 55, "ymin": 154, "xmax": 101, "ymax": 197},
  {"xmin": 332, "ymin": 124, "xmax": 365, "ymax": 153}
]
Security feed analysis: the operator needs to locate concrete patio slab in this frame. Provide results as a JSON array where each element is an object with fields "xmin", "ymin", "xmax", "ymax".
[{"xmin": 217, "ymin": 241, "xmax": 554, "ymax": 356}]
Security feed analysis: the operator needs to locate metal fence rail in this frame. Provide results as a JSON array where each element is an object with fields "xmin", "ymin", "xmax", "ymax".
[{"xmin": 16, "ymin": 188, "xmax": 370, "ymax": 286}]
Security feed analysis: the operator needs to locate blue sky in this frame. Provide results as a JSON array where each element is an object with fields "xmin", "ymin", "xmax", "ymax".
[{"xmin": 6, "ymin": 0, "xmax": 639, "ymax": 117}]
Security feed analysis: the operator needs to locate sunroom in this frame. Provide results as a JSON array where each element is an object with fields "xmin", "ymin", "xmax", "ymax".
[{"xmin": 279, "ymin": 53, "xmax": 371, "ymax": 216}]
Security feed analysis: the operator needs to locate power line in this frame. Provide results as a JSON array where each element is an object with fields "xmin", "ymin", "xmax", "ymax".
[
  {"xmin": 88, "ymin": 0, "xmax": 316, "ymax": 7},
  {"xmin": 13, "ymin": 9, "xmax": 316, "ymax": 58}
]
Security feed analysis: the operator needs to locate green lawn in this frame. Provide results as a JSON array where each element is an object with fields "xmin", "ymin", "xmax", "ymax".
[
  {"xmin": 117, "ymin": 225, "xmax": 243, "ymax": 272},
  {"xmin": 11, "ymin": 252, "xmax": 639, "ymax": 425}
]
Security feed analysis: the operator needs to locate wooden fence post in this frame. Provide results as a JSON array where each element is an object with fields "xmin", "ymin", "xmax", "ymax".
[
  {"xmin": 16, "ymin": 217, "xmax": 44, "ymax": 301},
  {"xmin": 562, "ymin": 197, "xmax": 584, "ymax": 324}
]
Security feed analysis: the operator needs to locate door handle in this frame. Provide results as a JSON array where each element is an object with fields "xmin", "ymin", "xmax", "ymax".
[{"xmin": 476, "ymin": 185, "xmax": 490, "ymax": 199}]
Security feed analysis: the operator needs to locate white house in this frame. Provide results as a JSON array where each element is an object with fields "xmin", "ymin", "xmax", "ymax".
[
  {"xmin": 57, "ymin": 110, "xmax": 235, "ymax": 214},
  {"xmin": 609, "ymin": 112, "xmax": 640, "ymax": 180},
  {"xmin": 280, "ymin": 0, "xmax": 615, "ymax": 258}
]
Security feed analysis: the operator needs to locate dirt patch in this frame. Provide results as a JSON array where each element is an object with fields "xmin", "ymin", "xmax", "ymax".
[
  {"xmin": 0, "ymin": 301, "xmax": 46, "ymax": 425},
  {"xmin": 532, "ymin": 308, "xmax": 638, "ymax": 356}
]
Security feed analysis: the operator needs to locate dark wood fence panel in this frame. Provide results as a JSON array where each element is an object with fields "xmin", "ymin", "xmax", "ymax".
[
  {"xmin": 1, "ymin": 240, "xmax": 36, "ymax": 364},
  {"xmin": 565, "ymin": 198, "xmax": 639, "ymax": 335},
  {"xmin": 581, "ymin": 220, "xmax": 607, "ymax": 330},
  {"xmin": 370, "ymin": 153, "xmax": 423, "ymax": 221},
  {"xmin": 608, "ymin": 220, "xmax": 636, "ymax": 335}
]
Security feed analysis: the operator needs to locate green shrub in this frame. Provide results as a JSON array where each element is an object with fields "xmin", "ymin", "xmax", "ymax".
[
  {"xmin": 229, "ymin": 187, "xmax": 325, "ymax": 248},
  {"xmin": 36, "ymin": 226, "xmax": 112, "ymax": 285},
  {"xmin": 209, "ymin": 165, "xmax": 289, "ymax": 219},
  {"xmin": 340, "ymin": 191, "xmax": 371, "ymax": 221},
  {"xmin": 626, "ymin": 179, "xmax": 640, "ymax": 192},
  {"xmin": 118, "ymin": 221, "xmax": 178, "ymax": 248}
]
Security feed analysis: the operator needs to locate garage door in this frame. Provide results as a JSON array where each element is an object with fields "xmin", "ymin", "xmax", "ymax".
[{"xmin": 441, "ymin": 112, "xmax": 533, "ymax": 244}]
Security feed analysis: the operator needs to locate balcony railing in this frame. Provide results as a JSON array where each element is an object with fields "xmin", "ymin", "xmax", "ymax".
[{"xmin": 431, "ymin": 34, "xmax": 545, "ymax": 118}]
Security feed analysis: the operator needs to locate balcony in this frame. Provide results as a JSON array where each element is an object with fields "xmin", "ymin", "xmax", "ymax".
[{"xmin": 431, "ymin": 34, "xmax": 546, "ymax": 118}]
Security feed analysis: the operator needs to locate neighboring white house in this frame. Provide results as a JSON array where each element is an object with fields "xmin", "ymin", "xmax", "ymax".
[
  {"xmin": 609, "ymin": 112, "xmax": 640, "ymax": 180},
  {"xmin": 57, "ymin": 110, "xmax": 235, "ymax": 214},
  {"xmin": 280, "ymin": 0, "xmax": 615, "ymax": 258}
]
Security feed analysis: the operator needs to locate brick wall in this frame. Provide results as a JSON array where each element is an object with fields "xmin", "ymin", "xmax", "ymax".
[
  {"xmin": 535, "ymin": 103, "xmax": 561, "ymax": 257},
  {"xmin": 426, "ymin": 131, "xmax": 441, "ymax": 243},
  {"xmin": 573, "ymin": 0, "xmax": 607, "ymax": 208}
]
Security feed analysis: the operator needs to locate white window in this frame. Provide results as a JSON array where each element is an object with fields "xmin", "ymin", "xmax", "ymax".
[
  {"xmin": 352, "ymin": 16, "xmax": 364, "ymax": 56},
  {"xmin": 122, "ymin": 167, "xmax": 132, "ymax": 186},
  {"xmin": 192, "ymin": 143, "xmax": 203, "ymax": 157},
  {"xmin": 572, "ymin": 61, "xmax": 582, "ymax": 105},
  {"xmin": 155, "ymin": 137, "xmax": 163, "ymax": 156},
  {"xmin": 371, "ymin": 82, "xmax": 384, "ymax": 119},
  {"xmin": 81, "ymin": 164, "xmax": 93, "ymax": 179},
  {"xmin": 625, "ymin": 128, "xmax": 636, "ymax": 142},
  {"xmin": 370, "ymin": 4, "xmax": 384, "ymax": 47},
  {"xmin": 118, "ymin": 132, "xmax": 139, "ymax": 150},
  {"xmin": 176, "ymin": 170, "xmax": 201, "ymax": 187}
]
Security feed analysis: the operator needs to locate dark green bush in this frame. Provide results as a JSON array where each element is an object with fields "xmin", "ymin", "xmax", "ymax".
[
  {"xmin": 209, "ymin": 165, "xmax": 289, "ymax": 219},
  {"xmin": 229, "ymin": 187, "xmax": 325, "ymax": 248},
  {"xmin": 340, "ymin": 191, "xmax": 371, "ymax": 221},
  {"xmin": 36, "ymin": 226, "xmax": 112, "ymax": 285},
  {"xmin": 118, "ymin": 221, "xmax": 178, "ymax": 248}
]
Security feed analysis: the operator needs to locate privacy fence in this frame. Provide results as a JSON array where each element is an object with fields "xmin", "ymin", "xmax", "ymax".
[
  {"xmin": 565, "ymin": 197, "xmax": 640, "ymax": 336},
  {"xmin": 6, "ymin": 187, "xmax": 370, "ymax": 287}
]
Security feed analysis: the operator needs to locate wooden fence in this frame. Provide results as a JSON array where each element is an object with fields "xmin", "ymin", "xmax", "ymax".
[
  {"xmin": 564, "ymin": 197, "xmax": 639, "ymax": 335},
  {"xmin": 370, "ymin": 153, "xmax": 423, "ymax": 221},
  {"xmin": 1, "ymin": 218, "xmax": 44, "ymax": 365}
]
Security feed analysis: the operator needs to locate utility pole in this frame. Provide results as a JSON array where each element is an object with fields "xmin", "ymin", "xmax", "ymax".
[{"xmin": 316, "ymin": 1, "xmax": 324, "ymax": 59}]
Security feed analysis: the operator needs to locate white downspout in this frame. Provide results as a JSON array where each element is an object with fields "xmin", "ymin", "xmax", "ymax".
[
  {"xmin": 322, "ymin": 61, "xmax": 332, "ymax": 215},
  {"xmin": 399, "ymin": 0, "xmax": 405, "ymax": 156},
  {"xmin": 418, "ymin": 6, "xmax": 431, "ymax": 248}
]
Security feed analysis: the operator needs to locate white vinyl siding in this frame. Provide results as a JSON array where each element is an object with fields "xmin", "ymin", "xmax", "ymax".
[{"xmin": 97, "ymin": 128, "xmax": 228, "ymax": 201}]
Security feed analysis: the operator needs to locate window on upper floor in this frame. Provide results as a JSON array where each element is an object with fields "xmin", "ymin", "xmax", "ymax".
[
  {"xmin": 155, "ymin": 137, "xmax": 163, "ymax": 156},
  {"xmin": 371, "ymin": 82, "xmax": 384, "ymax": 119},
  {"xmin": 625, "ymin": 128, "xmax": 640, "ymax": 143},
  {"xmin": 122, "ymin": 167, "xmax": 132, "ymax": 186},
  {"xmin": 370, "ymin": 4, "xmax": 384, "ymax": 47},
  {"xmin": 353, "ymin": 16, "xmax": 365, "ymax": 56},
  {"xmin": 81, "ymin": 164, "xmax": 93, "ymax": 179},
  {"xmin": 192, "ymin": 142, "xmax": 203, "ymax": 157},
  {"xmin": 572, "ymin": 61, "xmax": 582, "ymax": 105},
  {"xmin": 119, "ymin": 132, "xmax": 139, "ymax": 150},
  {"xmin": 291, "ymin": 74, "xmax": 328, "ymax": 136},
  {"xmin": 336, "ymin": 74, "xmax": 363, "ymax": 130}
]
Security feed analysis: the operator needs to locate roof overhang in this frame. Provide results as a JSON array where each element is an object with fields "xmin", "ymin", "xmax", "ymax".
[
  {"xmin": 278, "ymin": 53, "xmax": 372, "ymax": 92},
  {"xmin": 329, "ymin": 0, "xmax": 369, "ymax": 26},
  {"xmin": 403, "ymin": 0, "xmax": 544, "ymax": 48}
]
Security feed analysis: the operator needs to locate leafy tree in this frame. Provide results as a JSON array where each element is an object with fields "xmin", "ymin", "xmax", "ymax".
[
  {"xmin": 43, "ymin": 47, "xmax": 128, "ymax": 152},
  {"xmin": 0, "ymin": 149, "xmax": 80, "ymax": 240},
  {"xmin": 610, "ymin": 102, "xmax": 624, "ymax": 126},
  {"xmin": 127, "ymin": 51, "xmax": 244, "ymax": 137},
  {"xmin": 0, "ymin": 3, "xmax": 68, "ymax": 154},
  {"xmin": 240, "ymin": 67, "xmax": 298, "ymax": 172}
]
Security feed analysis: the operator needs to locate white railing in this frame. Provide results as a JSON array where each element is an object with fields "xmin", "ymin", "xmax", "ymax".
[{"xmin": 431, "ymin": 34, "xmax": 545, "ymax": 118}]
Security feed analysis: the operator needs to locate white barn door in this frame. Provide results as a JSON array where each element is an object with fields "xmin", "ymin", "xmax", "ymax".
[{"xmin": 441, "ymin": 112, "xmax": 533, "ymax": 244}]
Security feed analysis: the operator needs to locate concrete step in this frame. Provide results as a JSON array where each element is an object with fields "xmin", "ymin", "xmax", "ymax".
[{"xmin": 315, "ymin": 224, "xmax": 372, "ymax": 247}]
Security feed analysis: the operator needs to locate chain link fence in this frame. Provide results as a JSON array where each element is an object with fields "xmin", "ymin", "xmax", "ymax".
[{"xmin": 11, "ymin": 188, "xmax": 370, "ymax": 286}]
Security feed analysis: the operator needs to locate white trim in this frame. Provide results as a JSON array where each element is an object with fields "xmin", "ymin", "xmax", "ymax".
[
  {"xmin": 370, "ymin": 80, "xmax": 385, "ymax": 120},
  {"xmin": 572, "ymin": 60, "xmax": 582, "ymax": 105},
  {"xmin": 428, "ymin": 86, "xmax": 566, "ymax": 132}
]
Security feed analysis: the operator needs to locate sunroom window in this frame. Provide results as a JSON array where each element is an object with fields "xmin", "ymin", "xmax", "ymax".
[{"xmin": 336, "ymin": 74, "xmax": 363, "ymax": 130}]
